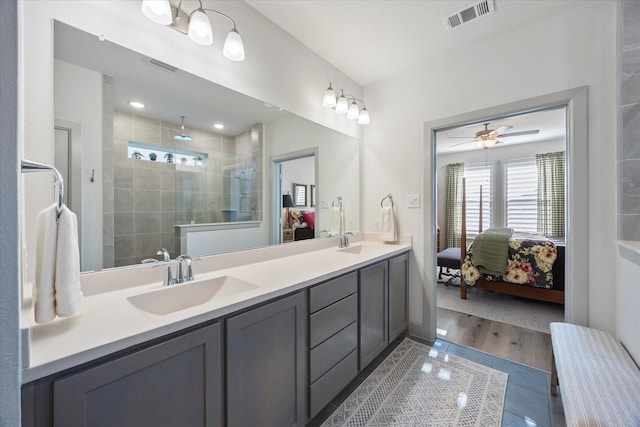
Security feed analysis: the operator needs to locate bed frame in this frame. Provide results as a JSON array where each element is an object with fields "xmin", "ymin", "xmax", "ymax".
[{"xmin": 459, "ymin": 179, "xmax": 564, "ymax": 304}]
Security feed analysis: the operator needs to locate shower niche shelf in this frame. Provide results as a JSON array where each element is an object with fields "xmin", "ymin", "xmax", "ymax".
[{"xmin": 127, "ymin": 141, "xmax": 207, "ymax": 167}]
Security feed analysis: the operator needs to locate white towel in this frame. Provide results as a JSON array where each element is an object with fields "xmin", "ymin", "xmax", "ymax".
[
  {"xmin": 34, "ymin": 204, "xmax": 58, "ymax": 323},
  {"xmin": 55, "ymin": 206, "xmax": 83, "ymax": 317},
  {"xmin": 330, "ymin": 206, "xmax": 343, "ymax": 236},
  {"xmin": 34, "ymin": 204, "xmax": 82, "ymax": 323},
  {"xmin": 380, "ymin": 206, "xmax": 397, "ymax": 242}
]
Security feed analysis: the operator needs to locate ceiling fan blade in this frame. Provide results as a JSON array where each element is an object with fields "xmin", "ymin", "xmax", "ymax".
[
  {"xmin": 447, "ymin": 136, "xmax": 476, "ymax": 139},
  {"xmin": 498, "ymin": 129, "xmax": 540, "ymax": 137},
  {"xmin": 449, "ymin": 139, "xmax": 475, "ymax": 147},
  {"xmin": 488, "ymin": 125, "xmax": 512, "ymax": 137}
]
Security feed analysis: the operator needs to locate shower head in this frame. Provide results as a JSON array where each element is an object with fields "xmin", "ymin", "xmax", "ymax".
[{"xmin": 174, "ymin": 115, "xmax": 192, "ymax": 142}]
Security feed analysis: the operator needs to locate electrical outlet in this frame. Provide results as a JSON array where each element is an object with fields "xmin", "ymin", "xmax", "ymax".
[
  {"xmin": 375, "ymin": 220, "xmax": 381, "ymax": 231},
  {"xmin": 407, "ymin": 194, "xmax": 420, "ymax": 208},
  {"xmin": 320, "ymin": 198, "xmax": 330, "ymax": 209},
  {"xmin": 348, "ymin": 218, "xmax": 354, "ymax": 230}
]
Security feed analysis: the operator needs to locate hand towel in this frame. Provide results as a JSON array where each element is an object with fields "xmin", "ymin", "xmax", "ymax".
[
  {"xmin": 330, "ymin": 206, "xmax": 342, "ymax": 236},
  {"xmin": 55, "ymin": 205, "xmax": 83, "ymax": 317},
  {"xmin": 380, "ymin": 206, "xmax": 397, "ymax": 242},
  {"xmin": 34, "ymin": 204, "xmax": 58, "ymax": 323}
]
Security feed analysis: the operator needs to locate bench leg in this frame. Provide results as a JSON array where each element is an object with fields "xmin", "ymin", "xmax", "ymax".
[
  {"xmin": 460, "ymin": 285, "xmax": 467, "ymax": 299},
  {"xmin": 550, "ymin": 349, "xmax": 558, "ymax": 396}
]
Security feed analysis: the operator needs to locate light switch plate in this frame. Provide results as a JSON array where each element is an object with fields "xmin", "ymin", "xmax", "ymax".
[
  {"xmin": 407, "ymin": 194, "xmax": 420, "ymax": 208},
  {"xmin": 320, "ymin": 198, "xmax": 330, "ymax": 209}
]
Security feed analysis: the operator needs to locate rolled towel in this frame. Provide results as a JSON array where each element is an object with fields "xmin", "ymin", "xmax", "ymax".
[
  {"xmin": 55, "ymin": 205, "xmax": 83, "ymax": 317},
  {"xmin": 330, "ymin": 206, "xmax": 342, "ymax": 236},
  {"xmin": 380, "ymin": 206, "xmax": 397, "ymax": 242}
]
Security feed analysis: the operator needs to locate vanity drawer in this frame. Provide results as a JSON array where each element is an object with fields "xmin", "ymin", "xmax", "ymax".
[
  {"xmin": 309, "ymin": 349, "xmax": 358, "ymax": 419},
  {"xmin": 309, "ymin": 272, "xmax": 358, "ymax": 314},
  {"xmin": 309, "ymin": 294, "xmax": 358, "ymax": 348},
  {"xmin": 309, "ymin": 321, "xmax": 357, "ymax": 383}
]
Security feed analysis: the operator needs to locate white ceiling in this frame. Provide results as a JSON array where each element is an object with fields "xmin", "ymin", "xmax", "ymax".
[{"xmin": 245, "ymin": 0, "xmax": 585, "ymax": 87}]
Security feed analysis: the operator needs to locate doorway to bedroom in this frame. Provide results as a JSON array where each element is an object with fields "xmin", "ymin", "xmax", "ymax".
[
  {"xmin": 433, "ymin": 106, "xmax": 567, "ymax": 361},
  {"xmin": 275, "ymin": 155, "xmax": 316, "ymax": 244}
]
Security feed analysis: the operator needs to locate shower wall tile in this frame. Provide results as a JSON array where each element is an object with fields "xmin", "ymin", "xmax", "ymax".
[
  {"xmin": 114, "ymin": 212, "xmax": 134, "ymax": 235},
  {"xmin": 623, "ymin": 1, "xmax": 640, "ymax": 52},
  {"xmin": 161, "ymin": 212, "xmax": 177, "ymax": 230},
  {"xmin": 134, "ymin": 189, "xmax": 161, "ymax": 212},
  {"xmin": 621, "ymin": 159, "xmax": 640, "ymax": 213},
  {"xmin": 134, "ymin": 233, "xmax": 162, "ymax": 259},
  {"xmin": 134, "ymin": 166, "xmax": 161, "ymax": 190},
  {"xmin": 133, "ymin": 115, "xmax": 161, "ymax": 143},
  {"xmin": 114, "ymin": 188, "xmax": 134, "ymax": 213},
  {"xmin": 115, "ymin": 234, "xmax": 135, "ymax": 259},
  {"xmin": 103, "ymin": 212, "xmax": 114, "ymax": 245},
  {"xmin": 103, "ymin": 244, "xmax": 114, "ymax": 269},
  {"xmin": 135, "ymin": 211, "xmax": 161, "ymax": 234},
  {"xmin": 161, "ymin": 232, "xmax": 176, "ymax": 255},
  {"xmin": 161, "ymin": 191, "xmax": 176, "ymax": 212},
  {"xmin": 621, "ymin": 214, "xmax": 640, "ymax": 241},
  {"xmin": 115, "ymin": 257, "xmax": 136, "ymax": 268},
  {"xmin": 114, "ymin": 165, "xmax": 134, "ymax": 189},
  {"xmin": 621, "ymin": 48, "xmax": 640, "ymax": 107}
]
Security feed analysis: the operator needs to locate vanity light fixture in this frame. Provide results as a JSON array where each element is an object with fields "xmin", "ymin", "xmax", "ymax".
[
  {"xmin": 322, "ymin": 83, "xmax": 370, "ymax": 125},
  {"xmin": 141, "ymin": 0, "xmax": 245, "ymax": 61},
  {"xmin": 129, "ymin": 101, "xmax": 146, "ymax": 109}
]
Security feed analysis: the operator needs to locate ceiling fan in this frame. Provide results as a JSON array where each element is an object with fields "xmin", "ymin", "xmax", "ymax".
[{"xmin": 448, "ymin": 122, "xmax": 540, "ymax": 149}]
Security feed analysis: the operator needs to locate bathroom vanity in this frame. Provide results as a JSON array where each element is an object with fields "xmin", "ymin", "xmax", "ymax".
[{"xmin": 21, "ymin": 236, "xmax": 411, "ymax": 427}]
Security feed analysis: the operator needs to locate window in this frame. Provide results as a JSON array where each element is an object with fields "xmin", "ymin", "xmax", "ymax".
[
  {"xmin": 463, "ymin": 164, "xmax": 492, "ymax": 238},
  {"xmin": 504, "ymin": 159, "xmax": 537, "ymax": 232}
]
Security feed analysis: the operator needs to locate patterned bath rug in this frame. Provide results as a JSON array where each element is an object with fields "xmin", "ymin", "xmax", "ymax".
[{"xmin": 321, "ymin": 338, "xmax": 507, "ymax": 427}]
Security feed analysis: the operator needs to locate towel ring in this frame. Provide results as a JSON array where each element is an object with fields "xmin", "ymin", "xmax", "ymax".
[
  {"xmin": 332, "ymin": 196, "xmax": 343, "ymax": 208},
  {"xmin": 381, "ymin": 194, "xmax": 393, "ymax": 208}
]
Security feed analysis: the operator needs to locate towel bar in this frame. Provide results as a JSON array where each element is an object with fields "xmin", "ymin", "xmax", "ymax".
[{"xmin": 21, "ymin": 159, "xmax": 64, "ymax": 218}]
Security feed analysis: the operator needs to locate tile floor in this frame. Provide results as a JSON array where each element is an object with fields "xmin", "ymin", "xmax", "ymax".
[{"xmin": 308, "ymin": 335, "xmax": 566, "ymax": 427}]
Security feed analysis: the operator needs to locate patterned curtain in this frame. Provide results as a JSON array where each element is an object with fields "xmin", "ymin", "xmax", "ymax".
[
  {"xmin": 536, "ymin": 151, "xmax": 565, "ymax": 237},
  {"xmin": 445, "ymin": 162, "xmax": 465, "ymax": 248}
]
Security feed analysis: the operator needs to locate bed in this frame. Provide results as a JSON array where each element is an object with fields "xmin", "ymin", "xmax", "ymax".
[
  {"xmin": 459, "ymin": 180, "xmax": 565, "ymax": 304},
  {"xmin": 293, "ymin": 211, "xmax": 315, "ymax": 241}
]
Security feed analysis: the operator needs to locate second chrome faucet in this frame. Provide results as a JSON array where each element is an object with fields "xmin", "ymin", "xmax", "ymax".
[{"xmin": 155, "ymin": 248, "xmax": 195, "ymax": 286}]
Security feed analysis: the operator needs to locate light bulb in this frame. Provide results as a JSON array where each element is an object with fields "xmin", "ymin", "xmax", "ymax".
[
  {"xmin": 476, "ymin": 138, "xmax": 498, "ymax": 149},
  {"xmin": 357, "ymin": 108, "xmax": 370, "ymax": 125},
  {"xmin": 223, "ymin": 28, "xmax": 245, "ymax": 61},
  {"xmin": 322, "ymin": 84, "xmax": 336, "ymax": 108},
  {"xmin": 335, "ymin": 95, "xmax": 348, "ymax": 114},
  {"xmin": 347, "ymin": 100, "xmax": 359, "ymax": 120},
  {"xmin": 141, "ymin": 0, "xmax": 172, "ymax": 25},
  {"xmin": 188, "ymin": 9, "xmax": 213, "ymax": 45}
]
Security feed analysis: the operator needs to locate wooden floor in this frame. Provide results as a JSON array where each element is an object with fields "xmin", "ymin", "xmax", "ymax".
[{"xmin": 437, "ymin": 307, "xmax": 553, "ymax": 371}]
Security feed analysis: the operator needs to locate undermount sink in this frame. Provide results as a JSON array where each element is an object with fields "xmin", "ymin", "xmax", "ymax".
[
  {"xmin": 127, "ymin": 276, "xmax": 259, "ymax": 315},
  {"xmin": 337, "ymin": 245, "xmax": 366, "ymax": 255}
]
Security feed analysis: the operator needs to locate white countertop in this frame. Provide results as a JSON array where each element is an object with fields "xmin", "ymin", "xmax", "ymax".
[{"xmin": 21, "ymin": 235, "xmax": 411, "ymax": 383}]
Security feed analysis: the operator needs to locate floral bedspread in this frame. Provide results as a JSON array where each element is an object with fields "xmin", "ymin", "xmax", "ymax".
[{"xmin": 461, "ymin": 232, "xmax": 558, "ymax": 289}]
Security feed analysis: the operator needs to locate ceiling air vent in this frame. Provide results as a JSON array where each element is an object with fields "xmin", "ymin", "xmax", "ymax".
[
  {"xmin": 443, "ymin": 0, "xmax": 496, "ymax": 31},
  {"xmin": 147, "ymin": 58, "xmax": 178, "ymax": 73}
]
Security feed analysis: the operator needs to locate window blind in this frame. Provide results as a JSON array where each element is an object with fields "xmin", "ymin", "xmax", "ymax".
[
  {"xmin": 463, "ymin": 164, "xmax": 491, "ymax": 237},
  {"xmin": 505, "ymin": 159, "xmax": 537, "ymax": 232}
]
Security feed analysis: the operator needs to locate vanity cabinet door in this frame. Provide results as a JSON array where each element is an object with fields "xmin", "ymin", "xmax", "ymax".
[
  {"xmin": 388, "ymin": 252, "xmax": 409, "ymax": 342},
  {"xmin": 359, "ymin": 260, "xmax": 388, "ymax": 369},
  {"xmin": 226, "ymin": 291, "xmax": 306, "ymax": 427},
  {"xmin": 52, "ymin": 323, "xmax": 222, "ymax": 427}
]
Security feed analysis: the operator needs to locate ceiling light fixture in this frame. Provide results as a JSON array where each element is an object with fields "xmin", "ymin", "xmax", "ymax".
[
  {"xmin": 141, "ymin": 0, "xmax": 245, "ymax": 61},
  {"xmin": 129, "ymin": 101, "xmax": 146, "ymax": 109},
  {"xmin": 322, "ymin": 82, "xmax": 370, "ymax": 125},
  {"xmin": 213, "ymin": 123, "xmax": 224, "ymax": 129},
  {"xmin": 476, "ymin": 138, "xmax": 498, "ymax": 149}
]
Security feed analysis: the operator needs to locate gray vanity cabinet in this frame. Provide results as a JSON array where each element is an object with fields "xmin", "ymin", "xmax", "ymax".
[
  {"xmin": 388, "ymin": 253, "xmax": 409, "ymax": 342},
  {"xmin": 226, "ymin": 291, "xmax": 306, "ymax": 427},
  {"xmin": 359, "ymin": 260, "xmax": 389, "ymax": 369},
  {"xmin": 49, "ymin": 322, "xmax": 222, "ymax": 427},
  {"xmin": 308, "ymin": 272, "xmax": 359, "ymax": 419}
]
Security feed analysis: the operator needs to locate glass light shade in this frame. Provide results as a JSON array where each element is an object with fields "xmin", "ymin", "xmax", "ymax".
[
  {"xmin": 357, "ymin": 108, "xmax": 370, "ymax": 125},
  {"xmin": 322, "ymin": 85, "xmax": 336, "ymax": 108},
  {"xmin": 335, "ymin": 95, "xmax": 349, "ymax": 114},
  {"xmin": 188, "ymin": 10, "xmax": 213, "ymax": 45},
  {"xmin": 347, "ymin": 101, "xmax": 360, "ymax": 120},
  {"xmin": 223, "ymin": 28, "xmax": 245, "ymax": 61},
  {"xmin": 141, "ymin": 0, "xmax": 172, "ymax": 25},
  {"xmin": 476, "ymin": 138, "xmax": 498, "ymax": 149}
]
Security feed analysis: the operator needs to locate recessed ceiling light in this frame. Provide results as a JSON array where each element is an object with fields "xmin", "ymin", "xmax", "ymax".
[
  {"xmin": 213, "ymin": 123, "xmax": 224, "ymax": 129},
  {"xmin": 129, "ymin": 101, "xmax": 145, "ymax": 109}
]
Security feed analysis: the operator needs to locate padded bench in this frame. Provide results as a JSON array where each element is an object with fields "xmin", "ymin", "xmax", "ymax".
[
  {"xmin": 437, "ymin": 247, "xmax": 461, "ymax": 284},
  {"xmin": 550, "ymin": 322, "xmax": 640, "ymax": 426}
]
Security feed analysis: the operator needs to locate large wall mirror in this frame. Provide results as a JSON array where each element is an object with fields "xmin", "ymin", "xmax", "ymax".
[{"xmin": 52, "ymin": 21, "xmax": 360, "ymax": 273}]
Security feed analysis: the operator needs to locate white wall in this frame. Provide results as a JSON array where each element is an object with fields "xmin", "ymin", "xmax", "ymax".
[
  {"xmin": 20, "ymin": 0, "xmax": 362, "ymax": 283},
  {"xmin": 282, "ymin": 156, "xmax": 315, "ymax": 210},
  {"xmin": 54, "ymin": 59, "xmax": 103, "ymax": 271},
  {"xmin": 361, "ymin": 2, "xmax": 617, "ymax": 337}
]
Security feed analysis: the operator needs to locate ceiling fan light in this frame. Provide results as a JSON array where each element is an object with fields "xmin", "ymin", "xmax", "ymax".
[
  {"xmin": 223, "ymin": 28, "xmax": 245, "ymax": 61},
  {"xmin": 357, "ymin": 107, "xmax": 370, "ymax": 124},
  {"xmin": 141, "ymin": 0, "xmax": 172, "ymax": 25},
  {"xmin": 322, "ymin": 84, "xmax": 337, "ymax": 108},
  {"xmin": 188, "ymin": 9, "xmax": 213, "ymax": 45},
  {"xmin": 347, "ymin": 101, "xmax": 359, "ymax": 120},
  {"xmin": 476, "ymin": 138, "xmax": 498, "ymax": 149},
  {"xmin": 335, "ymin": 95, "xmax": 349, "ymax": 114}
]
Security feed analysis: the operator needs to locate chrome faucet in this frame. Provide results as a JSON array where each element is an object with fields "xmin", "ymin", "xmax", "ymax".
[
  {"xmin": 155, "ymin": 248, "xmax": 176, "ymax": 286},
  {"xmin": 176, "ymin": 254, "xmax": 195, "ymax": 283},
  {"xmin": 339, "ymin": 232, "xmax": 356, "ymax": 248}
]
